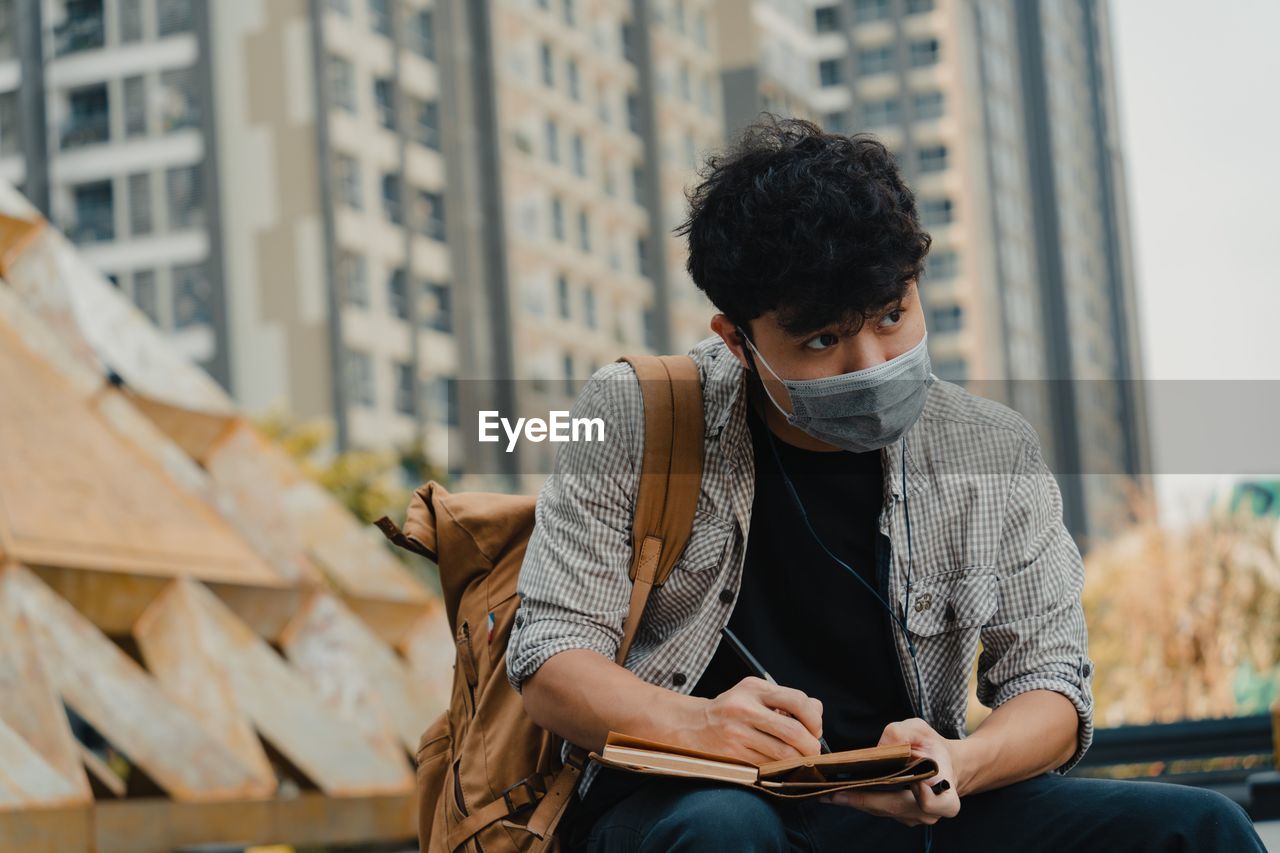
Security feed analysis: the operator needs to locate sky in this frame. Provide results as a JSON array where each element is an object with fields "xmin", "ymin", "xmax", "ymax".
[{"xmin": 1107, "ymin": 0, "xmax": 1280, "ymax": 524}]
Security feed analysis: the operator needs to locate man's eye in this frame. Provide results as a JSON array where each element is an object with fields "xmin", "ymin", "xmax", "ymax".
[
  {"xmin": 879, "ymin": 308, "xmax": 904, "ymax": 327},
  {"xmin": 805, "ymin": 333, "xmax": 841, "ymax": 350}
]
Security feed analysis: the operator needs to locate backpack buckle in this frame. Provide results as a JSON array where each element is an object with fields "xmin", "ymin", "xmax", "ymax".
[{"xmin": 501, "ymin": 777, "xmax": 540, "ymax": 815}]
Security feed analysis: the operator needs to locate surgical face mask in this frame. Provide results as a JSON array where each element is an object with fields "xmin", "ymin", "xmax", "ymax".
[{"xmin": 740, "ymin": 330, "xmax": 933, "ymax": 453}]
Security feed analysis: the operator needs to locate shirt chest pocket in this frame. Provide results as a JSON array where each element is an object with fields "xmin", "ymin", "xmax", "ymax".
[
  {"xmin": 671, "ymin": 510, "xmax": 734, "ymax": 574},
  {"xmin": 901, "ymin": 569, "xmax": 998, "ymax": 636}
]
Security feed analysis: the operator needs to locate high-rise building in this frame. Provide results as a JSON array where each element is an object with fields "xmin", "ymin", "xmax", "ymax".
[
  {"xmin": 809, "ymin": 0, "xmax": 1150, "ymax": 542},
  {"xmin": 2, "ymin": 0, "xmax": 227, "ymax": 380}
]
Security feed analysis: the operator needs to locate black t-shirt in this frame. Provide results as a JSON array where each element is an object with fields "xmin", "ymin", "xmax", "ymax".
[
  {"xmin": 569, "ymin": 394, "xmax": 913, "ymax": 841},
  {"xmin": 688, "ymin": 397, "xmax": 913, "ymax": 751}
]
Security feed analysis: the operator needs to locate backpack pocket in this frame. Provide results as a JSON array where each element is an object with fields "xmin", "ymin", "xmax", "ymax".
[{"xmin": 414, "ymin": 713, "xmax": 452, "ymax": 850}]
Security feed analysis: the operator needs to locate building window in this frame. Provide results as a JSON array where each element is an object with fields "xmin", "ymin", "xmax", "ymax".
[
  {"xmin": 545, "ymin": 118, "xmax": 560, "ymax": 164},
  {"xmin": 172, "ymin": 262, "xmax": 212, "ymax": 329},
  {"xmin": 695, "ymin": 10, "xmax": 707, "ymax": 47},
  {"xmin": 388, "ymin": 267, "xmax": 409, "ymax": 319},
  {"xmin": 119, "ymin": 0, "xmax": 144, "ymax": 43},
  {"xmin": 566, "ymin": 58, "xmax": 582, "ymax": 102},
  {"xmin": 620, "ymin": 21, "xmax": 638, "ymax": 64},
  {"xmin": 62, "ymin": 84, "xmax": 109, "ymax": 149},
  {"xmin": 571, "ymin": 133, "xmax": 586, "ymax": 177},
  {"xmin": 166, "ymin": 165, "xmax": 204, "ymax": 229},
  {"xmin": 857, "ymin": 45, "xmax": 894, "ymax": 77},
  {"xmin": 335, "ymin": 153, "xmax": 362, "ymax": 209},
  {"xmin": 556, "ymin": 275, "xmax": 571, "ymax": 319},
  {"xmin": 583, "ymin": 285, "xmax": 596, "ymax": 329},
  {"xmin": 71, "ymin": 180, "xmax": 114, "ymax": 243},
  {"xmin": 159, "ymin": 67, "xmax": 200, "ymax": 132},
  {"xmin": 394, "ymin": 362, "xmax": 415, "ymax": 415},
  {"xmin": 55, "ymin": 0, "xmax": 106, "ymax": 55},
  {"xmin": 562, "ymin": 353, "xmax": 575, "ymax": 395},
  {"xmin": 918, "ymin": 144, "xmax": 948, "ymax": 173},
  {"xmin": 823, "ymin": 112, "xmax": 847, "ymax": 134},
  {"xmin": 0, "ymin": 92, "xmax": 20, "ymax": 156},
  {"xmin": 133, "ymin": 269, "xmax": 160, "ymax": 323},
  {"xmin": 933, "ymin": 357, "xmax": 967, "ymax": 382},
  {"xmin": 328, "ymin": 55, "xmax": 356, "ymax": 113},
  {"xmin": 578, "ymin": 210, "xmax": 590, "ymax": 253},
  {"xmin": 913, "ymin": 90, "xmax": 945, "ymax": 120},
  {"xmin": 678, "ymin": 63, "xmax": 691, "ymax": 102},
  {"xmin": 854, "ymin": 0, "xmax": 890, "ymax": 23},
  {"xmin": 540, "ymin": 42, "xmax": 555, "ymax": 87},
  {"xmin": 423, "ymin": 281, "xmax": 452, "ymax": 332},
  {"xmin": 818, "ymin": 59, "xmax": 842, "ymax": 88},
  {"xmin": 862, "ymin": 97, "xmax": 899, "ymax": 127},
  {"xmin": 636, "ymin": 236, "xmax": 650, "ymax": 278},
  {"xmin": 434, "ymin": 376, "xmax": 459, "ymax": 426},
  {"xmin": 123, "ymin": 76, "xmax": 147, "ymax": 137},
  {"xmin": 127, "ymin": 172, "xmax": 152, "ymax": 236},
  {"xmin": 415, "ymin": 190, "xmax": 446, "ymax": 241},
  {"xmin": 910, "ymin": 38, "xmax": 941, "ymax": 68},
  {"xmin": 626, "ymin": 91, "xmax": 640, "ymax": 134},
  {"xmin": 928, "ymin": 304, "xmax": 963, "ymax": 334},
  {"xmin": 631, "ymin": 164, "xmax": 644, "ymax": 204},
  {"xmin": 409, "ymin": 10, "xmax": 434, "ymax": 59},
  {"xmin": 551, "ymin": 196, "xmax": 565, "ymax": 241},
  {"xmin": 906, "ymin": 0, "xmax": 935, "ymax": 13},
  {"xmin": 642, "ymin": 305, "xmax": 657, "ymax": 349},
  {"xmin": 337, "ymin": 251, "xmax": 369, "ymax": 305},
  {"xmin": 381, "ymin": 173, "xmax": 402, "ymax": 224},
  {"xmin": 921, "ymin": 197, "xmax": 954, "ymax": 227},
  {"xmin": 345, "ymin": 350, "xmax": 375, "ymax": 408},
  {"xmin": 374, "ymin": 78, "xmax": 396, "ymax": 130},
  {"xmin": 157, "ymin": 0, "xmax": 194, "ymax": 37},
  {"xmin": 326, "ymin": 0, "xmax": 352, "ymax": 15},
  {"xmin": 368, "ymin": 0, "xmax": 392, "ymax": 36},
  {"xmin": 815, "ymin": 6, "xmax": 839, "ymax": 33},
  {"xmin": 408, "ymin": 98, "xmax": 439, "ymax": 150},
  {"xmin": 925, "ymin": 249, "xmax": 958, "ymax": 281},
  {"xmin": 563, "ymin": 0, "xmax": 576, "ymax": 26}
]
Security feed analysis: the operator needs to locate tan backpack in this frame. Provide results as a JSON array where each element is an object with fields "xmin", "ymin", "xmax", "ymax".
[{"xmin": 375, "ymin": 355, "xmax": 706, "ymax": 852}]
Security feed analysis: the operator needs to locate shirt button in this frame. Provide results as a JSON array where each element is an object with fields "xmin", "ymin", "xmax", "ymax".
[
  {"xmin": 914, "ymin": 593, "xmax": 933, "ymax": 612},
  {"xmin": 718, "ymin": 588, "xmax": 735, "ymax": 604},
  {"xmin": 671, "ymin": 672, "xmax": 687, "ymax": 687}
]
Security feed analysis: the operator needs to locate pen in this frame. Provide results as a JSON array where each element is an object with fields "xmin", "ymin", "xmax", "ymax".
[{"xmin": 720, "ymin": 627, "xmax": 832, "ymax": 754}]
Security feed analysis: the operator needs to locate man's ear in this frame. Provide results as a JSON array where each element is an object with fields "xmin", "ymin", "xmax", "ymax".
[{"xmin": 710, "ymin": 314, "xmax": 749, "ymax": 369}]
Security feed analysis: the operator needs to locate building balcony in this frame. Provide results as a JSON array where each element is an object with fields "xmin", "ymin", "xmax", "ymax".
[
  {"xmin": 68, "ymin": 209, "xmax": 115, "ymax": 244},
  {"xmin": 60, "ymin": 115, "xmax": 109, "ymax": 149},
  {"xmin": 54, "ymin": 11, "xmax": 105, "ymax": 57}
]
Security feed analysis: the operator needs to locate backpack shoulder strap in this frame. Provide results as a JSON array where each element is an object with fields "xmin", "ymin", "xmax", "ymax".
[
  {"xmin": 524, "ymin": 354, "xmax": 706, "ymax": 850},
  {"xmin": 613, "ymin": 354, "xmax": 704, "ymax": 666}
]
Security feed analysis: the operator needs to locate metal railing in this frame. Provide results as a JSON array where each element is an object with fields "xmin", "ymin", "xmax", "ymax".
[{"xmin": 1072, "ymin": 712, "xmax": 1279, "ymax": 819}]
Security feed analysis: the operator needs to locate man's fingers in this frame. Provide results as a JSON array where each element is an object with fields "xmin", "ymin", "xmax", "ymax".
[
  {"xmin": 757, "ymin": 683, "xmax": 823, "ymax": 738},
  {"xmin": 912, "ymin": 777, "xmax": 961, "ymax": 818},
  {"xmin": 750, "ymin": 704, "xmax": 822, "ymax": 757}
]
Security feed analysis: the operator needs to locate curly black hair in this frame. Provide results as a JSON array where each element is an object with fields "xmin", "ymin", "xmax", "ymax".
[{"xmin": 675, "ymin": 115, "xmax": 932, "ymax": 338}]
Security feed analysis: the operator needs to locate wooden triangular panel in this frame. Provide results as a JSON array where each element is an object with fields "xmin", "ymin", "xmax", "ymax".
[{"xmin": 2, "ymin": 565, "xmax": 270, "ymax": 802}]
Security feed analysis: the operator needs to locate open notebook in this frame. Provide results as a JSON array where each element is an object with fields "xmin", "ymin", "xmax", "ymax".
[{"xmin": 590, "ymin": 732, "xmax": 939, "ymax": 799}]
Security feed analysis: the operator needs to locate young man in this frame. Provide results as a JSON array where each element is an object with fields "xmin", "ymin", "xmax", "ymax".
[{"xmin": 506, "ymin": 118, "xmax": 1264, "ymax": 851}]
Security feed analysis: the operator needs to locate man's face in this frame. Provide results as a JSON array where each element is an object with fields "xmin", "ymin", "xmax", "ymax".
[{"xmin": 711, "ymin": 280, "xmax": 927, "ymax": 417}]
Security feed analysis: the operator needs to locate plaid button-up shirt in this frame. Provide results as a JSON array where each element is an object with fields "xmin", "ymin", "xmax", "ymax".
[{"xmin": 508, "ymin": 335, "xmax": 1095, "ymax": 796}]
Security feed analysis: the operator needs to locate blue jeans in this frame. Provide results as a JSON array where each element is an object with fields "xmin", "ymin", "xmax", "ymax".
[{"xmin": 572, "ymin": 771, "xmax": 1265, "ymax": 852}]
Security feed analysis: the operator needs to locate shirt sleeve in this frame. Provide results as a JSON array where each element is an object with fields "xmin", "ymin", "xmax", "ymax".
[
  {"xmin": 506, "ymin": 362, "xmax": 642, "ymax": 693},
  {"xmin": 976, "ymin": 423, "xmax": 1096, "ymax": 773}
]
